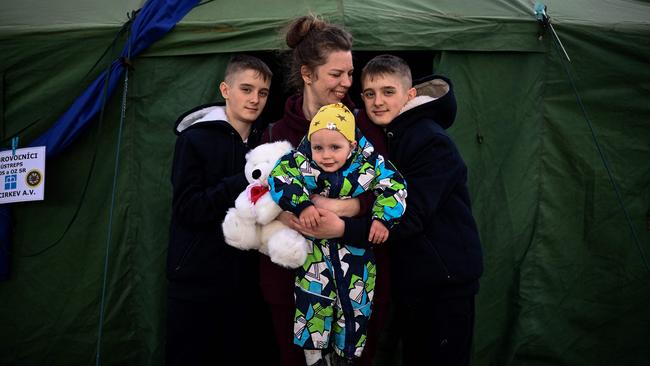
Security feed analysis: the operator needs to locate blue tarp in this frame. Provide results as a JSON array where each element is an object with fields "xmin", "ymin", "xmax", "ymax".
[{"xmin": 0, "ymin": 0, "xmax": 200, "ymax": 280}]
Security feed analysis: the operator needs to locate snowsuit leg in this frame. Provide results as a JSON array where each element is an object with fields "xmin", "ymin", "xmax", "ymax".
[
  {"xmin": 330, "ymin": 244, "xmax": 375, "ymax": 359},
  {"xmin": 294, "ymin": 239, "xmax": 337, "ymax": 349},
  {"xmin": 293, "ymin": 239, "xmax": 376, "ymax": 359}
]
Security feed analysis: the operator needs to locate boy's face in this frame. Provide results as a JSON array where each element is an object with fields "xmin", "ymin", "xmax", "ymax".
[
  {"xmin": 220, "ymin": 69, "xmax": 270, "ymax": 124},
  {"xmin": 361, "ymin": 73, "xmax": 416, "ymax": 127},
  {"xmin": 310, "ymin": 128, "xmax": 357, "ymax": 173},
  {"xmin": 302, "ymin": 50, "xmax": 354, "ymax": 108}
]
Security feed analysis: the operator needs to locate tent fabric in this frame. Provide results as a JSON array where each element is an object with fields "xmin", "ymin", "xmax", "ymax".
[
  {"xmin": 0, "ymin": 0, "xmax": 200, "ymax": 280},
  {"xmin": 29, "ymin": 0, "xmax": 201, "ymax": 156},
  {"xmin": 0, "ymin": 206, "xmax": 9, "ymax": 278},
  {"xmin": 0, "ymin": 0, "xmax": 144, "ymax": 29},
  {"xmin": 1, "ymin": 0, "xmax": 649, "ymax": 365}
]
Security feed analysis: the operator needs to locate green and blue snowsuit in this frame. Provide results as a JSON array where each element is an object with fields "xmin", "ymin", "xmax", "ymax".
[{"xmin": 268, "ymin": 131, "xmax": 407, "ymax": 360}]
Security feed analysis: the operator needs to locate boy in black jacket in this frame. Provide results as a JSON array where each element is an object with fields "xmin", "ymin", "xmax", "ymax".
[
  {"xmin": 166, "ymin": 55, "xmax": 273, "ymax": 366},
  {"xmin": 360, "ymin": 54, "xmax": 483, "ymax": 366}
]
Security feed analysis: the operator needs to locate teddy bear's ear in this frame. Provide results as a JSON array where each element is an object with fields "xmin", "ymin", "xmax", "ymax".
[{"xmin": 277, "ymin": 140, "xmax": 293, "ymax": 154}]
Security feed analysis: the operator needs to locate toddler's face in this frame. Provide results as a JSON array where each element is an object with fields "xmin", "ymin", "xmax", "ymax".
[
  {"xmin": 310, "ymin": 129, "xmax": 356, "ymax": 173},
  {"xmin": 361, "ymin": 73, "xmax": 415, "ymax": 126}
]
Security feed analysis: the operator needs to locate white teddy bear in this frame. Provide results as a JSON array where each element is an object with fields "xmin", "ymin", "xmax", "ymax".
[{"xmin": 222, "ymin": 141, "xmax": 308, "ymax": 269}]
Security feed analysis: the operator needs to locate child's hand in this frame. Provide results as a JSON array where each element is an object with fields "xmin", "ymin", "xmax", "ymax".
[
  {"xmin": 299, "ymin": 205, "xmax": 321, "ymax": 229},
  {"xmin": 368, "ymin": 220, "xmax": 389, "ymax": 244}
]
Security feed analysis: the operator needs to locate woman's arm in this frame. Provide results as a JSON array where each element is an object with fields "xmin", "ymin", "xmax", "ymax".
[
  {"xmin": 297, "ymin": 208, "xmax": 346, "ymax": 239},
  {"xmin": 309, "ymin": 195, "xmax": 361, "ymax": 217},
  {"xmin": 279, "ymin": 208, "xmax": 346, "ymax": 239}
]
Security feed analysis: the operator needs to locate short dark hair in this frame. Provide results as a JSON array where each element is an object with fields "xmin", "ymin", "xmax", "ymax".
[
  {"xmin": 224, "ymin": 54, "xmax": 273, "ymax": 83},
  {"xmin": 361, "ymin": 54, "xmax": 412, "ymax": 88}
]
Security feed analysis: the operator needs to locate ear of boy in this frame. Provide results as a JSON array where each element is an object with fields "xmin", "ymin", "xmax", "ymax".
[
  {"xmin": 407, "ymin": 87, "xmax": 417, "ymax": 100},
  {"xmin": 219, "ymin": 81, "xmax": 230, "ymax": 100}
]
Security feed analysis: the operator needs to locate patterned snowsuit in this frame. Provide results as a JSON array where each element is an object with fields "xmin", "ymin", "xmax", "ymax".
[{"xmin": 268, "ymin": 131, "xmax": 407, "ymax": 360}]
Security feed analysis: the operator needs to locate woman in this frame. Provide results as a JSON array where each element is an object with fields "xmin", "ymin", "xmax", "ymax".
[{"xmin": 260, "ymin": 14, "xmax": 389, "ymax": 366}]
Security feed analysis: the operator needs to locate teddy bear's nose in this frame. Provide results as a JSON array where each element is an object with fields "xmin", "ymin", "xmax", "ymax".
[{"xmin": 252, "ymin": 169, "xmax": 261, "ymax": 180}]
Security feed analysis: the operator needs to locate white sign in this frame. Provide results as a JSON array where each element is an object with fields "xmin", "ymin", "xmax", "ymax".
[{"xmin": 0, "ymin": 146, "xmax": 46, "ymax": 204}]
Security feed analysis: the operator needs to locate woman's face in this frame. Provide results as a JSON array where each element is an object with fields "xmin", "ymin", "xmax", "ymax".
[{"xmin": 303, "ymin": 50, "xmax": 354, "ymax": 108}]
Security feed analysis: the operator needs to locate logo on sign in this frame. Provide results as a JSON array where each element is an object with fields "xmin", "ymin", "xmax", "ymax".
[
  {"xmin": 26, "ymin": 170, "xmax": 43, "ymax": 188},
  {"xmin": 4, "ymin": 175, "xmax": 17, "ymax": 190}
]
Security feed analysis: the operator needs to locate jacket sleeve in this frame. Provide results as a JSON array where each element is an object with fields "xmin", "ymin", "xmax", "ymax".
[
  {"xmin": 340, "ymin": 216, "xmax": 372, "ymax": 247},
  {"xmin": 267, "ymin": 151, "xmax": 313, "ymax": 215},
  {"xmin": 337, "ymin": 154, "xmax": 407, "ymax": 246},
  {"xmin": 369, "ymin": 154, "xmax": 407, "ymax": 229},
  {"xmin": 171, "ymin": 132, "xmax": 247, "ymax": 225},
  {"xmin": 355, "ymin": 191, "xmax": 375, "ymax": 217},
  {"xmin": 390, "ymin": 131, "xmax": 465, "ymax": 241}
]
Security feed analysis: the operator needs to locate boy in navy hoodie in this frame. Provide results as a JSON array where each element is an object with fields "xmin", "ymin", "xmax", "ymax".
[
  {"xmin": 166, "ymin": 55, "xmax": 273, "ymax": 366},
  {"xmin": 360, "ymin": 54, "xmax": 483, "ymax": 366}
]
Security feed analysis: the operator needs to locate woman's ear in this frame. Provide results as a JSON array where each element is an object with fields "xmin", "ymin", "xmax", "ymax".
[
  {"xmin": 301, "ymin": 65, "xmax": 313, "ymax": 85},
  {"xmin": 219, "ymin": 81, "xmax": 229, "ymax": 99}
]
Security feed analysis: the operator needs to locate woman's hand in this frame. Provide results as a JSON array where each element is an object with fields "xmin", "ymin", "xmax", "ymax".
[
  {"xmin": 298, "ymin": 207, "xmax": 345, "ymax": 239},
  {"xmin": 310, "ymin": 195, "xmax": 360, "ymax": 217},
  {"xmin": 277, "ymin": 211, "xmax": 302, "ymax": 231}
]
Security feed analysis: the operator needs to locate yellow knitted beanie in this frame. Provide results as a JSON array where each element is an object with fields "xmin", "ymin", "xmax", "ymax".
[{"xmin": 307, "ymin": 103, "xmax": 355, "ymax": 143}]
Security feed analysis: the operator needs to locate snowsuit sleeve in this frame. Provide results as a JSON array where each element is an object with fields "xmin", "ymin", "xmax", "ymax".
[
  {"xmin": 267, "ymin": 150, "xmax": 313, "ymax": 216},
  {"xmin": 368, "ymin": 154, "xmax": 407, "ymax": 229}
]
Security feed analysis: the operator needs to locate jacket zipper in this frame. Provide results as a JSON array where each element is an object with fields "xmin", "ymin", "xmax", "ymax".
[
  {"xmin": 429, "ymin": 239, "xmax": 451, "ymax": 280},
  {"xmin": 387, "ymin": 126, "xmax": 451, "ymax": 280},
  {"xmin": 174, "ymin": 239, "xmax": 197, "ymax": 271},
  {"xmin": 329, "ymin": 240, "xmax": 356, "ymax": 359},
  {"xmin": 231, "ymin": 132, "xmax": 236, "ymax": 173},
  {"xmin": 385, "ymin": 129, "xmax": 394, "ymax": 157},
  {"xmin": 329, "ymin": 170, "xmax": 343, "ymax": 198}
]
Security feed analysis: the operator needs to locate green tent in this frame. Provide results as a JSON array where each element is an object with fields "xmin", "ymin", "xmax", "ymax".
[{"xmin": 1, "ymin": 0, "xmax": 649, "ymax": 365}]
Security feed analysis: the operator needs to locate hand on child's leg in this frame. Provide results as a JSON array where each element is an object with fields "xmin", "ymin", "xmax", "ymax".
[
  {"xmin": 277, "ymin": 211, "xmax": 301, "ymax": 230},
  {"xmin": 368, "ymin": 220, "xmax": 389, "ymax": 244}
]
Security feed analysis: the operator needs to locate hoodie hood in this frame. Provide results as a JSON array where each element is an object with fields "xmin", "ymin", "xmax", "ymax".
[
  {"xmin": 174, "ymin": 103, "xmax": 228, "ymax": 135},
  {"xmin": 396, "ymin": 75, "xmax": 457, "ymax": 130}
]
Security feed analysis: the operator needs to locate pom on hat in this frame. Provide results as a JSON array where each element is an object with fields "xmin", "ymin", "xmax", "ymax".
[{"xmin": 308, "ymin": 103, "xmax": 355, "ymax": 143}]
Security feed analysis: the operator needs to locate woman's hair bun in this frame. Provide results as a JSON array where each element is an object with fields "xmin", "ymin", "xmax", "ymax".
[{"xmin": 285, "ymin": 14, "xmax": 326, "ymax": 48}]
